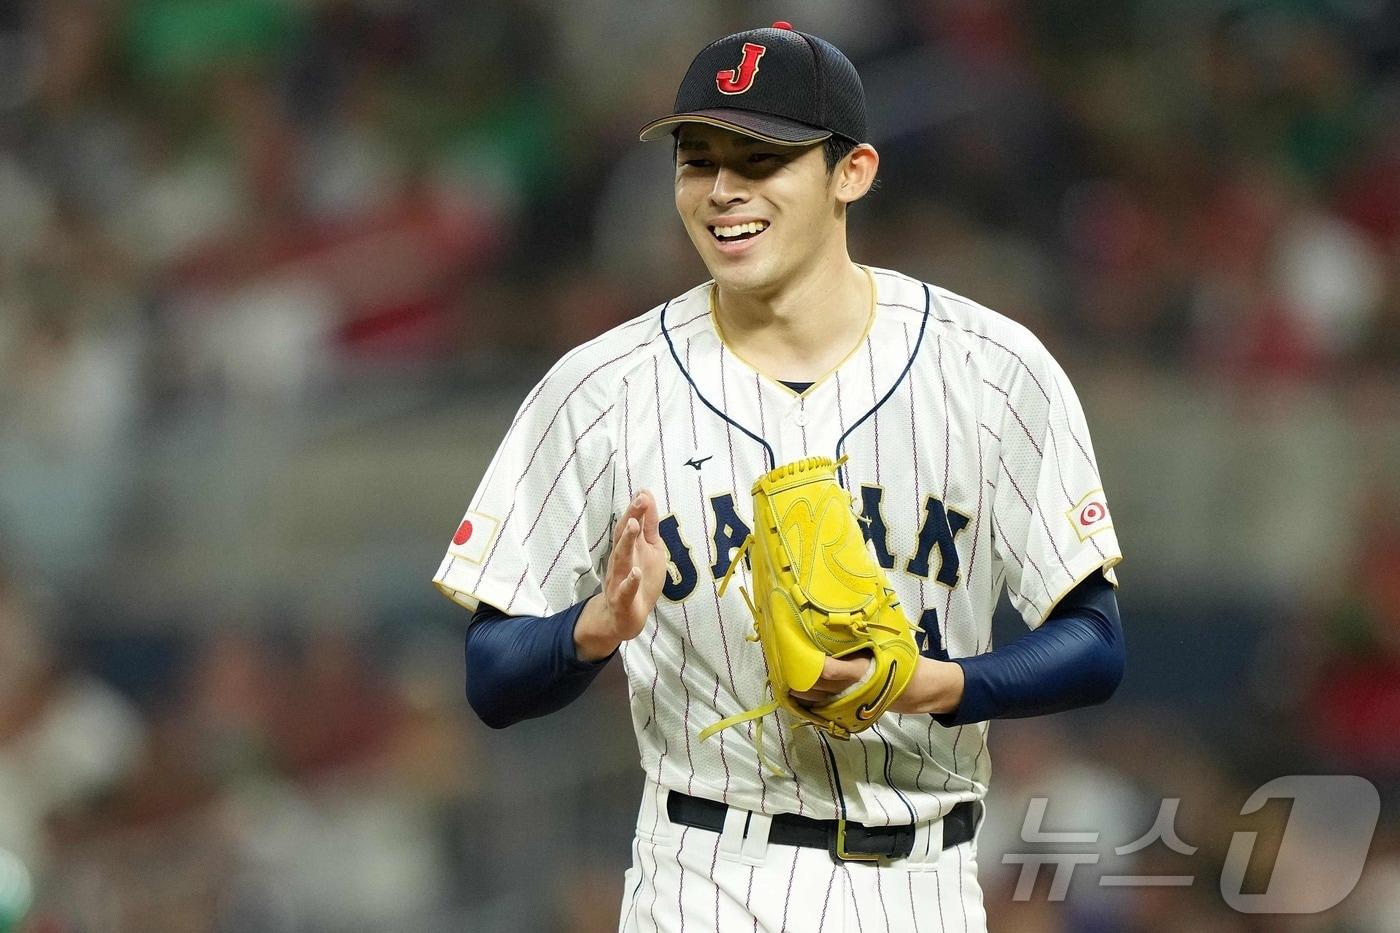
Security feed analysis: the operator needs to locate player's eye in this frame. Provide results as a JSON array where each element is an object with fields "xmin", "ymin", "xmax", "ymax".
[
  {"xmin": 679, "ymin": 158, "xmax": 713, "ymax": 168},
  {"xmin": 748, "ymin": 152, "xmax": 780, "ymax": 163}
]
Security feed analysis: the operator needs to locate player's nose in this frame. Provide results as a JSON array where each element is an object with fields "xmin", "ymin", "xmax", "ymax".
[{"xmin": 707, "ymin": 164, "xmax": 749, "ymax": 206}]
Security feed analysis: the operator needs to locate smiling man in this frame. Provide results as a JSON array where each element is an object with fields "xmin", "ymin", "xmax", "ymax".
[{"xmin": 434, "ymin": 22, "xmax": 1125, "ymax": 932}]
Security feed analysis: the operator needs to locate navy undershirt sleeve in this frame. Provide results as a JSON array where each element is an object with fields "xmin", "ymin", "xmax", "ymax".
[
  {"xmin": 463, "ymin": 570, "xmax": 1121, "ymax": 729},
  {"xmin": 932, "ymin": 569, "xmax": 1124, "ymax": 726},
  {"xmin": 464, "ymin": 599, "xmax": 614, "ymax": 729}
]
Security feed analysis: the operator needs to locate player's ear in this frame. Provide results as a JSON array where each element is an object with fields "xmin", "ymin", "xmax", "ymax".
[{"xmin": 834, "ymin": 144, "xmax": 879, "ymax": 205}]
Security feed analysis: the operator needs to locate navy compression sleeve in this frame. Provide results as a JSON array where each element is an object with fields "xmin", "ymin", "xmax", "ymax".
[
  {"xmin": 933, "ymin": 569, "xmax": 1124, "ymax": 726},
  {"xmin": 464, "ymin": 599, "xmax": 614, "ymax": 729}
]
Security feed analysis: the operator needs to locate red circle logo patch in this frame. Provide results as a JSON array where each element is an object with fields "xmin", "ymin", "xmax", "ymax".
[
  {"xmin": 452, "ymin": 520, "xmax": 474, "ymax": 546},
  {"xmin": 1078, "ymin": 502, "xmax": 1107, "ymax": 527}
]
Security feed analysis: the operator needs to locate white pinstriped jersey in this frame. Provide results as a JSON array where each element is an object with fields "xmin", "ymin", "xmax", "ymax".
[{"xmin": 434, "ymin": 265, "xmax": 1122, "ymax": 826}]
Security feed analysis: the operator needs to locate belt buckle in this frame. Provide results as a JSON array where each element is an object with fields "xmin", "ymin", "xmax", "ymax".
[{"xmin": 829, "ymin": 818, "xmax": 915, "ymax": 863}]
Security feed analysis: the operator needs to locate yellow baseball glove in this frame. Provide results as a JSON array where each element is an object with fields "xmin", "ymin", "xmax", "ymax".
[{"xmin": 700, "ymin": 456, "xmax": 919, "ymax": 761}]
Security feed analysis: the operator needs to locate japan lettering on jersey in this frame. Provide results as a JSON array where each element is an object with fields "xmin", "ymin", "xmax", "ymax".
[{"xmin": 434, "ymin": 266, "xmax": 1123, "ymax": 826}]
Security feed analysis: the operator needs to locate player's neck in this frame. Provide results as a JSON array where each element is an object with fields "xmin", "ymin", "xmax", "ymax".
[{"xmin": 713, "ymin": 255, "xmax": 871, "ymax": 383}]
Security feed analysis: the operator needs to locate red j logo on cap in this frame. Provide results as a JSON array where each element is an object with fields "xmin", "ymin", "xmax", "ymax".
[{"xmin": 716, "ymin": 42, "xmax": 766, "ymax": 95}]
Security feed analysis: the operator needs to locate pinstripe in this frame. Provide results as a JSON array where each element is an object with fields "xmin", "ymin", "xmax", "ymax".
[
  {"xmin": 745, "ymin": 370, "xmax": 801, "ymax": 802},
  {"xmin": 872, "ymin": 722, "xmax": 916, "ymax": 828},
  {"xmin": 755, "ymin": 373, "xmax": 766, "ymax": 436},
  {"xmin": 978, "ymin": 424, "xmax": 1000, "ymax": 442},
  {"xmin": 716, "ymin": 349, "xmax": 771, "ymax": 806},
  {"xmin": 675, "ymin": 826, "xmax": 689, "ymax": 933},
  {"xmin": 818, "ymin": 720, "xmax": 843, "ymax": 820},
  {"xmin": 997, "ymin": 456, "xmax": 1072, "ymax": 580},
  {"xmin": 968, "ymin": 364, "xmax": 991, "ymax": 783},
  {"xmin": 655, "ymin": 356, "xmax": 698, "ymax": 792},
  {"xmin": 906, "ymin": 322, "xmax": 933, "ymax": 795},
  {"xmin": 475, "ymin": 316, "xmax": 644, "ymax": 498},
  {"xmin": 1047, "ymin": 422, "xmax": 1108, "ymax": 563},
  {"xmin": 624, "ymin": 377, "xmax": 635, "ymax": 498},
  {"xmin": 628, "ymin": 380, "xmax": 664, "ymax": 735},
  {"xmin": 514, "ymin": 404, "xmax": 613, "ymax": 549},
  {"xmin": 589, "ymin": 517, "xmax": 611, "ymax": 570},
  {"xmin": 879, "ymin": 291, "xmax": 1053, "ymax": 404},
  {"xmin": 716, "ymin": 353, "xmax": 796, "ymax": 803},
  {"xmin": 834, "ymin": 369, "xmax": 850, "ymax": 487},
  {"xmin": 934, "ymin": 847, "xmax": 946, "ymax": 931},
  {"xmin": 818, "ymin": 862, "xmax": 837, "ymax": 932},
  {"xmin": 936, "ymin": 333, "xmax": 952, "ymax": 566},
  {"xmin": 907, "ymin": 871, "xmax": 922, "ymax": 933},
  {"xmin": 834, "ymin": 370, "xmax": 845, "ymax": 433},
  {"xmin": 981, "ymin": 380, "xmax": 1043, "ymax": 457},
  {"xmin": 990, "ymin": 505, "xmax": 1048, "ymax": 604},
  {"xmin": 503, "ymin": 404, "xmax": 614, "ymax": 610},
  {"xmin": 711, "ymin": 677, "xmax": 731, "ymax": 799},
  {"xmin": 957, "ymin": 843, "xmax": 969, "ymax": 933},
  {"xmin": 516, "ymin": 314, "xmax": 653, "ymax": 421},
  {"xmin": 622, "ymin": 837, "xmax": 645, "ymax": 932},
  {"xmin": 800, "ymin": 395, "xmax": 809, "ymax": 451},
  {"xmin": 476, "ymin": 310, "xmax": 708, "ymax": 584},
  {"xmin": 646, "ymin": 838, "xmax": 662, "ymax": 933},
  {"xmin": 875, "ymin": 861, "xmax": 892, "ymax": 932},
  {"xmin": 746, "ymin": 866, "xmax": 756, "ymax": 932},
  {"xmin": 691, "ymin": 339, "xmax": 734, "ymax": 801},
  {"xmin": 780, "ymin": 847, "xmax": 800, "ymax": 932},
  {"xmin": 860, "ymin": 737, "xmax": 892, "ymax": 822},
  {"xmin": 709, "ymin": 831, "xmax": 721, "ymax": 931},
  {"xmin": 867, "ymin": 340, "xmax": 882, "ymax": 483},
  {"xmin": 846, "ymin": 863, "xmax": 866, "ymax": 933},
  {"xmin": 535, "ymin": 451, "xmax": 614, "ymax": 591},
  {"xmin": 903, "ymin": 323, "xmax": 929, "ymax": 633},
  {"xmin": 1064, "ymin": 409, "xmax": 1100, "ymax": 471},
  {"xmin": 935, "ymin": 334, "xmax": 968, "ymax": 795}
]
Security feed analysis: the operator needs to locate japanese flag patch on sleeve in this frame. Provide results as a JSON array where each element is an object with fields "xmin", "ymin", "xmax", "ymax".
[
  {"xmin": 1066, "ymin": 489, "xmax": 1113, "ymax": 542},
  {"xmin": 448, "ymin": 511, "xmax": 500, "ymax": 564}
]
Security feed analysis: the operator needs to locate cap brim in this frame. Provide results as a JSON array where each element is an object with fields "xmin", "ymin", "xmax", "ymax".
[{"xmin": 638, "ymin": 108, "xmax": 832, "ymax": 145}]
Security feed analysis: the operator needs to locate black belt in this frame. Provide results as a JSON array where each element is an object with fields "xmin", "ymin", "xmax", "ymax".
[{"xmin": 666, "ymin": 791, "xmax": 980, "ymax": 863}]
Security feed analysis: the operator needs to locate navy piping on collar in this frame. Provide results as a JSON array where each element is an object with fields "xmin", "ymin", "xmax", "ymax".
[
  {"xmin": 662, "ymin": 295, "xmax": 778, "ymax": 470},
  {"xmin": 834, "ymin": 282, "xmax": 932, "ymax": 488}
]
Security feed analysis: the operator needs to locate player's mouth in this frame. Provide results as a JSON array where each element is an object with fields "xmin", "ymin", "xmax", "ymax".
[{"xmin": 708, "ymin": 220, "xmax": 770, "ymax": 253}]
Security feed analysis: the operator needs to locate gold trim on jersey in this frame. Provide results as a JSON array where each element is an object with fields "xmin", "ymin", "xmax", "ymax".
[
  {"xmin": 1032, "ymin": 554, "xmax": 1123, "ymax": 628},
  {"xmin": 708, "ymin": 264, "xmax": 878, "ymax": 399}
]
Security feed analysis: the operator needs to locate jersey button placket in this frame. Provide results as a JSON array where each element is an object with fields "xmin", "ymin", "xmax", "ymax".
[{"xmin": 782, "ymin": 397, "xmax": 808, "ymax": 457}]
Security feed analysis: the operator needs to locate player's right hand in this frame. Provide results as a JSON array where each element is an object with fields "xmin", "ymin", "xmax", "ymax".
[{"xmin": 576, "ymin": 490, "xmax": 668, "ymax": 660}]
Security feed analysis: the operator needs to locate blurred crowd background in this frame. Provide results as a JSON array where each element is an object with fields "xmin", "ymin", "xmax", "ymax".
[{"xmin": 1, "ymin": 0, "xmax": 1398, "ymax": 930}]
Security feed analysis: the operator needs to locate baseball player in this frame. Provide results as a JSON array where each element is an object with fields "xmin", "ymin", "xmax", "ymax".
[{"xmin": 434, "ymin": 22, "xmax": 1124, "ymax": 932}]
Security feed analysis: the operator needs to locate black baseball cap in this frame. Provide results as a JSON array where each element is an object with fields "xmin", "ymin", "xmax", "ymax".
[{"xmin": 639, "ymin": 21, "xmax": 867, "ymax": 146}]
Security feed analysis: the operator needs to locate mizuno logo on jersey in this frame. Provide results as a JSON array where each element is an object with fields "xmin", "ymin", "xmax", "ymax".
[{"xmin": 684, "ymin": 455, "xmax": 713, "ymax": 471}]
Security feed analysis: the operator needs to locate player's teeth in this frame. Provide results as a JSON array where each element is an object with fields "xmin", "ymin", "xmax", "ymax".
[{"xmin": 713, "ymin": 221, "xmax": 769, "ymax": 239}]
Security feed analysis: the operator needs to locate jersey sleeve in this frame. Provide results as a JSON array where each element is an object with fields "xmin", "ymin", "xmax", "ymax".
[
  {"xmin": 986, "ymin": 339, "xmax": 1122, "ymax": 628},
  {"xmin": 432, "ymin": 360, "xmax": 618, "ymax": 617}
]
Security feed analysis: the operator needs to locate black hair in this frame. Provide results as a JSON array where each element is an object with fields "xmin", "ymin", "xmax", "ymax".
[{"xmin": 823, "ymin": 135, "xmax": 859, "ymax": 173}]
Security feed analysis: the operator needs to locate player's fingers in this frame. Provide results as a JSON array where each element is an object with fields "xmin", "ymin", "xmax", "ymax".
[
  {"xmin": 616, "ymin": 565, "xmax": 641, "ymax": 607},
  {"xmin": 637, "ymin": 490, "xmax": 662, "ymax": 544},
  {"xmin": 612, "ymin": 501, "xmax": 636, "ymax": 544},
  {"xmin": 608, "ymin": 517, "xmax": 639, "ymax": 578}
]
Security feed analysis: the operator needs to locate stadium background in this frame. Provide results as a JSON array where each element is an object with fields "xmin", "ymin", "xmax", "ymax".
[{"xmin": 1, "ymin": 0, "xmax": 1398, "ymax": 930}]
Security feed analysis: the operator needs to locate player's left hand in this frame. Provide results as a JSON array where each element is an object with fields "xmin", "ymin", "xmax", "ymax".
[{"xmin": 791, "ymin": 655, "xmax": 965, "ymax": 715}]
